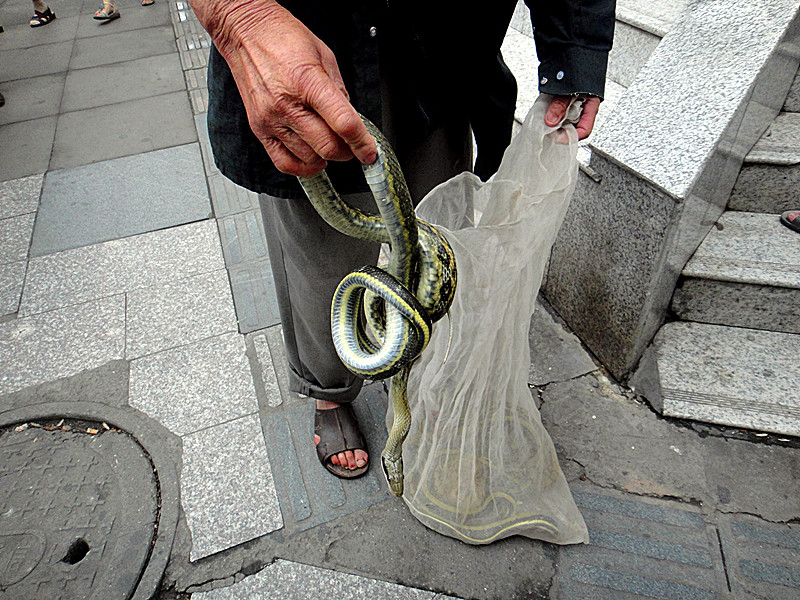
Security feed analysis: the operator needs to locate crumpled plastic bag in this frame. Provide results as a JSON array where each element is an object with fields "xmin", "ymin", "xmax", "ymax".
[{"xmin": 395, "ymin": 94, "xmax": 589, "ymax": 545}]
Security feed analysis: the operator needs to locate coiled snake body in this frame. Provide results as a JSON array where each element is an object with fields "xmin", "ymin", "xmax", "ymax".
[{"xmin": 298, "ymin": 116, "xmax": 457, "ymax": 496}]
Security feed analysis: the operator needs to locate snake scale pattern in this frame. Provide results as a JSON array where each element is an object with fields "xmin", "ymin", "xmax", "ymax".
[{"xmin": 298, "ymin": 115, "xmax": 457, "ymax": 496}]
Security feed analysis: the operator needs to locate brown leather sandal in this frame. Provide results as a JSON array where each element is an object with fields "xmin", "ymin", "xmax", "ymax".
[{"xmin": 314, "ymin": 405, "xmax": 369, "ymax": 479}]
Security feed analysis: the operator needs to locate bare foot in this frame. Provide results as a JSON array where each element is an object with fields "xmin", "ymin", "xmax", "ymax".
[{"xmin": 314, "ymin": 399, "xmax": 368, "ymax": 471}]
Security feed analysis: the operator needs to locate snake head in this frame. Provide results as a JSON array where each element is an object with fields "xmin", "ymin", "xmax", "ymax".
[{"xmin": 381, "ymin": 454, "xmax": 404, "ymax": 497}]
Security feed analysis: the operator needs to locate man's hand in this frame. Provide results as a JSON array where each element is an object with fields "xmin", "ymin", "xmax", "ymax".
[
  {"xmin": 544, "ymin": 95, "xmax": 601, "ymax": 141},
  {"xmin": 191, "ymin": 0, "xmax": 377, "ymax": 177}
]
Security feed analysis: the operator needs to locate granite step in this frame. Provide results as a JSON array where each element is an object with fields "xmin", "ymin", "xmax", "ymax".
[
  {"xmin": 671, "ymin": 211, "xmax": 800, "ymax": 335},
  {"xmin": 649, "ymin": 321, "xmax": 800, "ymax": 437},
  {"xmin": 729, "ymin": 112, "xmax": 800, "ymax": 213}
]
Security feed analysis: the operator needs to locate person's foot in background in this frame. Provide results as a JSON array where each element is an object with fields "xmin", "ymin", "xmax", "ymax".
[{"xmin": 30, "ymin": 0, "xmax": 56, "ymax": 27}]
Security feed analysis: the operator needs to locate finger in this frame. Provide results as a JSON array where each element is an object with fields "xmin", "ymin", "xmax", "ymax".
[
  {"xmin": 290, "ymin": 111, "xmax": 358, "ymax": 162},
  {"xmin": 302, "ymin": 71, "xmax": 377, "ymax": 164},
  {"xmin": 278, "ymin": 125, "xmax": 339, "ymax": 164},
  {"xmin": 575, "ymin": 97, "xmax": 600, "ymax": 140},
  {"xmin": 545, "ymin": 96, "xmax": 571, "ymax": 127},
  {"xmin": 263, "ymin": 136, "xmax": 326, "ymax": 178}
]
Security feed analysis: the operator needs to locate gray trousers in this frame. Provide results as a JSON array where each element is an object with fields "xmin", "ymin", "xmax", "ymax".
[{"xmin": 259, "ymin": 117, "xmax": 472, "ymax": 404}]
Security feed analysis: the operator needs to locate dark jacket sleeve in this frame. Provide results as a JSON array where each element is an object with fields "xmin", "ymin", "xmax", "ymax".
[{"xmin": 525, "ymin": 0, "xmax": 616, "ymax": 99}]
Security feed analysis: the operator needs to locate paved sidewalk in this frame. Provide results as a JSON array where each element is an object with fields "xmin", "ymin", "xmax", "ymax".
[{"xmin": 1, "ymin": 1, "xmax": 798, "ymax": 599}]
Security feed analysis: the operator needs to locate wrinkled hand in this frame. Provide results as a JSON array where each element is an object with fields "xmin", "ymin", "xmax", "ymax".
[
  {"xmin": 193, "ymin": 0, "xmax": 377, "ymax": 177},
  {"xmin": 544, "ymin": 95, "xmax": 601, "ymax": 141}
]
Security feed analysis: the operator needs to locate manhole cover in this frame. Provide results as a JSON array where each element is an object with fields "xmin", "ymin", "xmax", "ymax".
[{"xmin": 0, "ymin": 418, "xmax": 159, "ymax": 599}]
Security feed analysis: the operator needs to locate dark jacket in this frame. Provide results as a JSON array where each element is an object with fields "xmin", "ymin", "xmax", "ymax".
[{"xmin": 206, "ymin": 0, "xmax": 616, "ymax": 198}]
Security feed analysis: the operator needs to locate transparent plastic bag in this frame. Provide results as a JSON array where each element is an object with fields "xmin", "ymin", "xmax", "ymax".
[{"xmin": 397, "ymin": 94, "xmax": 589, "ymax": 545}]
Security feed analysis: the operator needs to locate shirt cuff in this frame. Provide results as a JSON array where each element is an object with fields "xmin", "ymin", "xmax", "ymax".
[{"xmin": 537, "ymin": 45, "xmax": 610, "ymax": 100}]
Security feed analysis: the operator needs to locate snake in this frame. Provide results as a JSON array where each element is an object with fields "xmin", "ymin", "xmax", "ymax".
[{"xmin": 297, "ymin": 115, "xmax": 457, "ymax": 496}]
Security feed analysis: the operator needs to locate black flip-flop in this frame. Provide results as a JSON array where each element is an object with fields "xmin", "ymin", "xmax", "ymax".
[
  {"xmin": 780, "ymin": 211, "xmax": 800, "ymax": 233},
  {"xmin": 30, "ymin": 8, "xmax": 56, "ymax": 27},
  {"xmin": 314, "ymin": 405, "xmax": 369, "ymax": 479}
]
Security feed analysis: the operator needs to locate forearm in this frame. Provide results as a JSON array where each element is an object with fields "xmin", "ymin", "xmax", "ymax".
[
  {"xmin": 524, "ymin": 0, "xmax": 616, "ymax": 98},
  {"xmin": 189, "ymin": 0, "xmax": 283, "ymax": 56}
]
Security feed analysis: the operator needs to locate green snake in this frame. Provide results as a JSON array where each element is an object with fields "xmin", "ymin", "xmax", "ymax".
[{"xmin": 297, "ymin": 115, "xmax": 457, "ymax": 496}]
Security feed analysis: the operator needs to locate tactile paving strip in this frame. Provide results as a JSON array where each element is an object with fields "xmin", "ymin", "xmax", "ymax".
[
  {"xmin": 259, "ymin": 384, "xmax": 392, "ymax": 534},
  {"xmin": 554, "ymin": 485, "xmax": 728, "ymax": 599},
  {"xmin": 718, "ymin": 513, "xmax": 800, "ymax": 600}
]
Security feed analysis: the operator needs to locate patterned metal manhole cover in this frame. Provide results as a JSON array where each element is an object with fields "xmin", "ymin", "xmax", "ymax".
[{"xmin": 0, "ymin": 418, "xmax": 159, "ymax": 599}]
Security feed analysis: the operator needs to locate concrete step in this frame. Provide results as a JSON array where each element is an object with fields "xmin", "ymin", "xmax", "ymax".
[
  {"xmin": 672, "ymin": 211, "xmax": 800, "ymax": 334},
  {"xmin": 730, "ymin": 112, "xmax": 800, "ymax": 212},
  {"xmin": 649, "ymin": 321, "xmax": 800, "ymax": 436}
]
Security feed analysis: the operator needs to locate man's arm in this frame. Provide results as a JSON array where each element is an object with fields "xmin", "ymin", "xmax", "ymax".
[
  {"xmin": 190, "ymin": 0, "xmax": 376, "ymax": 177},
  {"xmin": 526, "ymin": 0, "xmax": 616, "ymax": 139}
]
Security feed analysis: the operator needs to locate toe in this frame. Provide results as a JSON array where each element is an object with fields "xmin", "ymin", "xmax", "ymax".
[
  {"xmin": 343, "ymin": 450, "xmax": 356, "ymax": 470},
  {"xmin": 355, "ymin": 449, "xmax": 368, "ymax": 468}
]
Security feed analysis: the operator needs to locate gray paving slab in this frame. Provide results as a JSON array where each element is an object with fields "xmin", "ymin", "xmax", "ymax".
[
  {"xmin": 719, "ymin": 514, "xmax": 800, "ymax": 600},
  {"xmin": 61, "ymin": 52, "xmax": 185, "ymax": 113},
  {"xmin": 181, "ymin": 413, "xmax": 283, "ymax": 560},
  {"xmin": 0, "ymin": 260, "xmax": 26, "ymax": 317},
  {"xmin": 32, "ymin": 144, "xmax": 211, "ymax": 256},
  {"xmin": 51, "ymin": 91, "xmax": 197, "ymax": 170},
  {"xmin": 130, "ymin": 332, "xmax": 259, "ymax": 436},
  {"xmin": 207, "ymin": 174, "xmax": 260, "ymax": 217},
  {"xmin": 553, "ymin": 485, "xmax": 727, "ymax": 600},
  {"xmin": 0, "ymin": 40, "xmax": 72, "ymax": 83},
  {"xmin": 69, "ymin": 24, "xmax": 177, "ymax": 70},
  {"xmin": 218, "ymin": 209, "xmax": 269, "ymax": 267},
  {"xmin": 0, "ymin": 174, "xmax": 42, "ymax": 219},
  {"xmin": 194, "ymin": 559, "xmax": 443, "ymax": 600},
  {"xmin": 20, "ymin": 220, "xmax": 224, "ymax": 316},
  {"xmin": 0, "ymin": 116, "xmax": 57, "ymax": 181},
  {"xmin": 0, "ymin": 212, "xmax": 34, "ymax": 264},
  {"xmin": 0, "ymin": 72, "xmax": 65, "ymax": 126},
  {"xmin": 0, "ymin": 295, "xmax": 125, "ymax": 394},
  {"xmin": 125, "ymin": 269, "xmax": 238, "ymax": 359},
  {"xmin": 0, "ymin": 14, "xmax": 80, "ymax": 50},
  {"xmin": 74, "ymin": 0, "xmax": 171, "ymax": 38},
  {"xmin": 259, "ymin": 384, "xmax": 391, "ymax": 534},
  {"xmin": 228, "ymin": 260, "xmax": 281, "ymax": 334},
  {"xmin": 528, "ymin": 299, "xmax": 598, "ymax": 386}
]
